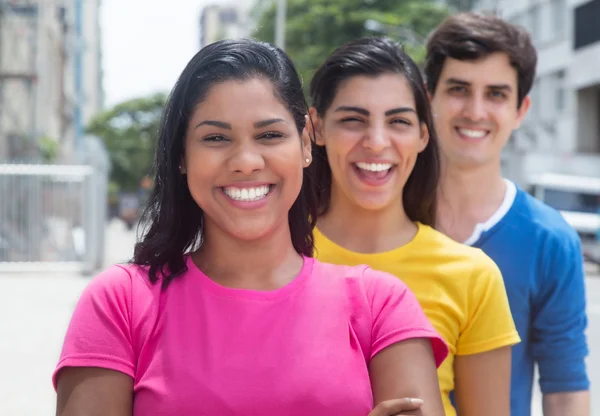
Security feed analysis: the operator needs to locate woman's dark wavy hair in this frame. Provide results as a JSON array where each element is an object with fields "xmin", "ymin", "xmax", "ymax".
[
  {"xmin": 134, "ymin": 38, "xmax": 317, "ymax": 288},
  {"xmin": 309, "ymin": 36, "xmax": 440, "ymax": 227}
]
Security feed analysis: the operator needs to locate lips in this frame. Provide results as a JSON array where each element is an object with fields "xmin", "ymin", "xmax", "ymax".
[{"xmin": 352, "ymin": 161, "xmax": 396, "ymax": 185}]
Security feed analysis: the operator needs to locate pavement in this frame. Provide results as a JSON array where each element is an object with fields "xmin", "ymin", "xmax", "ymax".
[{"xmin": 0, "ymin": 220, "xmax": 597, "ymax": 415}]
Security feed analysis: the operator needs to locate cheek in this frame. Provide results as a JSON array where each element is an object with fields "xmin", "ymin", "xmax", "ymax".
[
  {"xmin": 434, "ymin": 97, "xmax": 461, "ymax": 121},
  {"xmin": 323, "ymin": 129, "xmax": 359, "ymax": 159},
  {"xmin": 394, "ymin": 131, "xmax": 425, "ymax": 152}
]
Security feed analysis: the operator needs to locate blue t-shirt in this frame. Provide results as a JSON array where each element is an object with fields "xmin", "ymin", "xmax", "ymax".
[{"xmin": 470, "ymin": 187, "xmax": 590, "ymax": 416}]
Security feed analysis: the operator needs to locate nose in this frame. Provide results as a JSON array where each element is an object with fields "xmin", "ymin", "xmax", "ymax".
[
  {"xmin": 228, "ymin": 141, "xmax": 265, "ymax": 175},
  {"xmin": 362, "ymin": 125, "xmax": 390, "ymax": 153},
  {"xmin": 462, "ymin": 95, "xmax": 487, "ymax": 122}
]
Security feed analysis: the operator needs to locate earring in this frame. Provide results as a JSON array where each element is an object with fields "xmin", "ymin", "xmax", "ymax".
[{"xmin": 305, "ymin": 158, "xmax": 310, "ymax": 163}]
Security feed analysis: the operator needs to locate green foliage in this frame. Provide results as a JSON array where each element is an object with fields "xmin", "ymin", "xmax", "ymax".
[
  {"xmin": 86, "ymin": 92, "xmax": 167, "ymax": 192},
  {"xmin": 252, "ymin": 0, "xmax": 449, "ymax": 95},
  {"xmin": 38, "ymin": 136, "xmax": 59, "ymax": 163}
]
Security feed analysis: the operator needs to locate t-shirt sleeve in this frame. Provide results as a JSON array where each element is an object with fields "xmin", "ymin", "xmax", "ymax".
[
  {"xmin": 456, "ymin": 252, "xmax": 521, "ymax": 355},
  {"xmin": 531, "ymin": 229, "xmax": 589, "ymax": 394},
  {"xmin": 363, "ymin": 267, "xmax": 448, "ymax": 368},
  {"xmin": 52, "ymin": 265, "xmax": 137, "ymax": 390}
]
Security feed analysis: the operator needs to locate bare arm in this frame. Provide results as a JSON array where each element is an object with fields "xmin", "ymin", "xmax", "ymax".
[
  {"xmin": 543, "ymin": 391, "xmax": 590, "ymax": 416},
  {"xmin": 56, "ymin": 367, "xmax": 133, "ymax": 416},
  {"xmin": 454, "ymin": 346, "xmax": 511, "ymax": 416},
  {"xmin": 369, "ymin": 338, "xmax": 445, "ymax": 416}
]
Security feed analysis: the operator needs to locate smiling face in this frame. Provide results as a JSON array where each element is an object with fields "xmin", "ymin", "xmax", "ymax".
[
  {"xmin": 183, "ymin": 77, "xmax": 311, "ymax": 242},
  {"xmin": 429, "ymin": 52, "xmax": 530, "ymax": 170},
  {"xmin": 310, "ymin": 73, "xmax": 428, "ymax": 212}
]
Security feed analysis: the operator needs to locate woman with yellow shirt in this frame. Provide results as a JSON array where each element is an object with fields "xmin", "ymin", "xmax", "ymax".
[{"xmin": 305, "ymin": 37, "xmax": 520, "ymax": 416}]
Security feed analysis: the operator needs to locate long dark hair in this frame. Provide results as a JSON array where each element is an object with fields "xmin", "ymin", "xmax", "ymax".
[
  {"xmin": 309, "ymin": 36, "xmax": 440, "ymax": 227},
  {"xmin": 134, "ymin": 38, "xmax": 317, "ymax": 288}
]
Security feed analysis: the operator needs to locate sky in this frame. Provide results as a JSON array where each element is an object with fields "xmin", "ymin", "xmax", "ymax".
[{"xmin": 100, "ymin": 0, "xmax": 207, "ymax": 107}]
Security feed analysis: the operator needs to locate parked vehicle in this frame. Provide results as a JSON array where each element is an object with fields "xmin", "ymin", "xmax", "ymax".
[{"xmin": 527, "ymin": 173, "xmax": 600, "ymax": 264}]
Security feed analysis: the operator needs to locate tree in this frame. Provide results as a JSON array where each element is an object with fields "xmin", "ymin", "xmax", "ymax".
[
  {"xmin": 86, "ymin": 92, "xmax": 167, "ymax": 193},
  {"xmin": 252, "ymin": 0, "xmax": 449, "ymax": 94}
]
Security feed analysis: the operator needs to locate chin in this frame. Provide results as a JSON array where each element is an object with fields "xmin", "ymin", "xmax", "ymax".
[{"xmin": 353, "ymin": 195, "xmax": 395, "ymax": 212}]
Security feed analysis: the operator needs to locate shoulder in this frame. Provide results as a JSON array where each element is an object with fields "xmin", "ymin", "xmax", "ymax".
[
  {"xmin": 311, "ymin": 259, "xmax": 412, "ymax": 303},
  {"xmin": 513, "ymin": 188, "xmax": 580, "ymax": 244},
  {"xmin": 84, "ymin": 263, "xmax": 156, "ymax": 299},
  {"xmin": 509, "ymin": 190, "xmax": 583, "ymax": 272},
  {"xmin": 417, "ymin": 224, "xmax": 502, "ymax": 278},
  {"xmin": 313, "ymin": 258, "xmax": 408, "ymax": 289}
]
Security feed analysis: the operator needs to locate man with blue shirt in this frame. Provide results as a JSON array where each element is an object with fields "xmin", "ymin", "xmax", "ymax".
[{"xmin": 425, "ymin": 12, "xmax": 590, "ymax": 416}]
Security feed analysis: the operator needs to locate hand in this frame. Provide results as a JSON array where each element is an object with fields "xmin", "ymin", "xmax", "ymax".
[{"xmin": 368, "ymin": 398, "xmax": 424, "ymax": 416}]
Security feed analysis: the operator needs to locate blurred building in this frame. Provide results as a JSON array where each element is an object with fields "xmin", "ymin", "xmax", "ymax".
[
  {"xmin": 476, "ymin": 0, "xmax": 600, "ymax": 185},
  {"xmin": 0, "ymin": 0, "xmax": 103, "ymax": 163},
  {"xmin": 199, "ymin": 1, "xmax": 255, "ymax": 48}
]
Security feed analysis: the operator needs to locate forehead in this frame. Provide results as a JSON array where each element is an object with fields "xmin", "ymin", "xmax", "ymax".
[
  {"xmin": 332, "ymin": 73, "xmax": 415, "ymax": 107},
  {"xmin": 193, "ymin": 78, "xmax": 291, "ymax": 120},
  {"xmin": 439, "ymin": 52, "xmax": 518, "ymax": 89}
]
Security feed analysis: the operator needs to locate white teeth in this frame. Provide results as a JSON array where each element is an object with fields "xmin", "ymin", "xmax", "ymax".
[
  {"xmin": 223, "ymin": 185, "xmax": 270, "ymax": 201},
  {"xmin": 458, "ymin": 128, "xmax": 487, "ymax": 138},
  {"xmin": 355, "ymin": 162, "xmax": 393, "ymax": 172}
]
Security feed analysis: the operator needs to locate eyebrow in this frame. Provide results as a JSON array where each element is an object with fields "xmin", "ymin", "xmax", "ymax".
[
  {"xmin": 254, "ymin": 118, "xmax": 287, "ymax": 128},
  {"xmin": 195, "ymin": 118, "xmax": 287, "ymax": 130},
  {"xmin": 195, "ymin": 120, "xmax": 231, "ymax": 130},
  {"xmin": 334, "ymin": 105, "xmax": 416, "ymax": 116},
  {"xmin": 445, "ymin": 77, "xmax": 512, "ymax": 91}
]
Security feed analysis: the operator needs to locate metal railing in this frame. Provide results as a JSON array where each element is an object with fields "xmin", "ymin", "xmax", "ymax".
[{"xmin": 0, "ymin": 162, "xmax": 108, "ymax": 274}]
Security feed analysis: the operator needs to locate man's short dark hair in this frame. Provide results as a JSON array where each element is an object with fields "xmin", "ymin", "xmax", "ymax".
[{"xmin": 424, "ymin": 12, "xmax": 537, "ymax": 108}]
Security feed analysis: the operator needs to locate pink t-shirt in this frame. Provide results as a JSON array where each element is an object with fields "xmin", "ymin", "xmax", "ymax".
[{"xmin": 53, "ymin": 256, "xmax": 447, "ymax": 415}]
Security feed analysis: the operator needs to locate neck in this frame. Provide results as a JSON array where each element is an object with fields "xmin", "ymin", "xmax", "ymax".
[
  {"xmin": 437, "ymin": 159, "xmax": 506, "ymax": 241},
  {"xmin": 193, "ymin": 221, "xmax": 303, "ymax": 290},
  {"xmin": 318, "ymin": 186, "xmax": 416, "ymax": 254}
]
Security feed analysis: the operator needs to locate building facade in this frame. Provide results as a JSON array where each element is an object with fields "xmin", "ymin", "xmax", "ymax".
[
  {"xmin": 476, "ymin": 0, "xmax": 600, "ymax": 185},
  {"xmin": 199, "ymin": 1, "xmax": 255, "ymax": 49},
  {"xmin": 0, "ymin": 0, "xmax": 103, "ymax": 163}
]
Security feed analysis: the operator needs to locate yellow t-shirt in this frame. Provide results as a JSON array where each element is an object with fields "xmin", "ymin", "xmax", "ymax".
[{"xmin": 314, "ymin": 222, "xmax": 520, "ymax": 416}]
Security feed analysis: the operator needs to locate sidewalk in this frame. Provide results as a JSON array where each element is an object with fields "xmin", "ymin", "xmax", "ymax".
[{"xmin": 0, "ymin": 219, "xmax": 134, "ymax": 415}]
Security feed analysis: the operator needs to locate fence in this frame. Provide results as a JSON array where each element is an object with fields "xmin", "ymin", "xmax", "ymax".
[{"xmin": 0, "ymin": 162, "xmax": 108, "ymax": 274}]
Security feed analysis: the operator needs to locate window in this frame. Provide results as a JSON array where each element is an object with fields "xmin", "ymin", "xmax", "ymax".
[{"xmin": 574, "ymin": 0, "xmax": 600, "ymax": 49}]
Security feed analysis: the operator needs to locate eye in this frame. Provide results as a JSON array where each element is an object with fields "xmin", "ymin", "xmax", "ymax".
[
  {"xmin": 391, "ymin": 118, "xmax": 411, "ymax": 126},
  {"xmin": 202, "ymin": 135, "xmax": 228, "ymax": 143},
  {"xmin": 449, "ymin": 86, "xmax": 467, "ymax": 94},
  {"xmin": 489, "ymin": 90, "xmax": 507, "ymax": 99},
  {"xmin": 340, "ymin": 117, "xmax": 364, "ymax": 123},
  {"xmin": 259, "ymin": 131, "xmax": 285, "ymax": 140}
]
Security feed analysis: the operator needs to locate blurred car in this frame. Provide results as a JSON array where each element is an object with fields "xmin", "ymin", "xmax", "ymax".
[{"xmin": 528, "ymin": 172, "xmax": 600, "ymax": 264}]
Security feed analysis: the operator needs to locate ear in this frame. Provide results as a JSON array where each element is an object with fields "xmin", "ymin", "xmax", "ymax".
[
  {"xmin": 301, "ymin": 116, "xmax": 313, "ymax": 168},
  {"xmin": 179, "ymin": 156, "xmax": 187, "ymax": 174},
  {"xmin": 306, "ymin": 107, "xmax": 326, "ymax": 146},
  {"xmin": 514, "ymin": 95, "xmax": 531, "ymax": 129},
  {"xmin": 418, "ymin": 122, "xmax": 430, "ymax": 153}
]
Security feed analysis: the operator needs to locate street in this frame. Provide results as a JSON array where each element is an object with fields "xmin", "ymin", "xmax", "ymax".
[{"xmin": 0, "ymin": 220, "xmax": 598, "ymax": 415}]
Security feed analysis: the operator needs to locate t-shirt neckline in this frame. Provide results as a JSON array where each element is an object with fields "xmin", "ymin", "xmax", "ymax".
[{"xmin": 185, "ymin": 254, "xmax": 314, "ymax": 301}]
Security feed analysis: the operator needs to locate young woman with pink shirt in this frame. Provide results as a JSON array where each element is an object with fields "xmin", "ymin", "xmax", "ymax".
[{"xmin": 53, "ymin": 38, "xmax": 448, "ymax": 416}]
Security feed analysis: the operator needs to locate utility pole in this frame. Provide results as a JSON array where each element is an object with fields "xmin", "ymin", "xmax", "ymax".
[
  {"xmin": 74, "ymin": 0, "xmax": 84, "ymax": 158},
  {"xmin": 275, "ymin": 0, "xmax": 286, "ymax": 50}
]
